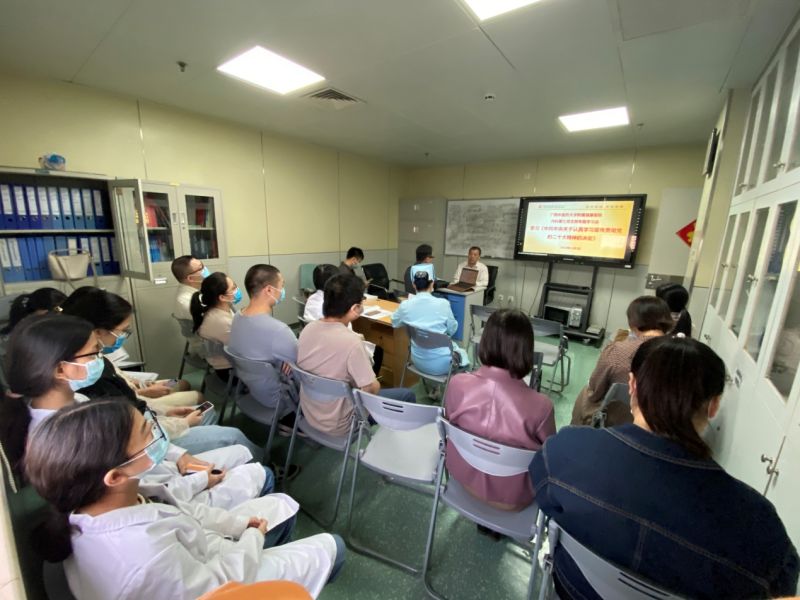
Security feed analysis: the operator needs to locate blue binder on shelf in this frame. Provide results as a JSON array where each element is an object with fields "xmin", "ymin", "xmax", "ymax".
[
  {"xmin": 0, "ymin": 239, "xmax": 12, "ymax": 281},
  {"xmin": 59, "ymin": 187, "xmax": 74, "ymax": 229},
  {"xmin": 106, "ymin": 235, "xmax": 120, "ymax": 274},
  {"xmin": 19, "ymin": 236, "xmax": 34, "ymax": 280},
  {"xmin": 33, "ymin": 237, "xmax": 47, "ymax": 279},
  {"xmin": 55, "ymin": 236, "xmax": 68, "ymax": 255},
  {"xmin": 25, "ymin": 186, "xmax": 42, "ymax": 229},
  {"xmin": 3, "ymin": 238, "xmax": 24, "ymax": 282},
  {"xmin": 12, "ymin": 185, "xmax": 29, "ymax": 229},
  {"xmin": 92, "ymin": 190, "xmax": 107, "ymax": 228},
  {"xmin": 89, "ymin": 237, "xmax": 104, "ymax": 276},
  {"xmin": 36, "ymin": 186, "xmax": 52, "ymax": 229},
  {"xmin": 47, "ymin": 187, "xmax": 63, "ymax": 230},
  {"xmin": 43, "ymin": 236, "xmax": 56, "ymax": 278},
  {"xmin": 81, "ymin": 189, "xmax": 95, "ymax": 229},
  {"xmin": 99, "ymin": 236, "xmax": 111, "ymax": 275},
  {"xmin": 0, "ymin": 184, "xmax": 14, "ymax": 229},
  {"xmin": 70, "ymin": 189, "xmax": 85, "ymax": 229}
]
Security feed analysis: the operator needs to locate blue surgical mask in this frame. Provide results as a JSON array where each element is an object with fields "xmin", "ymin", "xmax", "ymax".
[
  {"xmin": 102, "ymin": 331, "xmax": 129, "ymax": 354},
  {"xmin": 271, "ymin": 287, "xmax": 285, "ymax": 305},
  {"xmin": 200, "ymin": 266, "xmax": 210, "ymax": 279},
  {"xmin": 64, "ymin": 357, "xmax": 105, "ymax": 391},
  {"xmin": 116, "ymin": 411, "xmax": 170, "ymax": 477},
  {"xmin": 232, "ymin": 288, "xmax": 243, "ymax": 304}
]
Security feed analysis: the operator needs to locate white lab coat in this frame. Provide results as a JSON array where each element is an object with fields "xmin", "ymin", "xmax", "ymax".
[{"xmin": 66, "ymin": 486, "xmax": 336, "ymax": 600}]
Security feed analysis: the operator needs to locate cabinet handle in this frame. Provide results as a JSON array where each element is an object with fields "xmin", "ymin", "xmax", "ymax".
[
  {"xmin": 745, "ymin": 274, "xmax": 758, "ymax": 283},
  {"xmin": 703, "ymin": 334, "xmax": 711, "ymax": 342},
  {"xmin": 761, "ymin": 454, "xmax": 780, "ymax": 476},
  {"xmin": 720, "ymin": 263, "xmax": 728, "ymax": 269},
  {"xmin": 737, "ymin": 182, "xmax": 750, "ymax": 189},
  {"xmin": 171, "ymin": 212, "xmax": 178, "ymax": 225},
  {"xmin": 179, "ymin": 213, "xmax": 187, "ymax": 230},
  {"xmin": 772, "ymin": 162, "xmax": 786, "ymax": 170}
]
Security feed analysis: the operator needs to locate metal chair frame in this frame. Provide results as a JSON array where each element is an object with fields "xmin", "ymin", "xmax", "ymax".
[
  {"xmin": 172, "ymin": 314, "xmax": 210, "ymax": 390},
  {"xmin": 530, "ymin": 317, "xmax": 572, "ymax": 394},
  {"xmin": 400, "ymin": 324, "xmax": 465, "ymax": 393},
  {"xmin": 591, "ymin": 382, "xmax": 631, "ymax": 428}
]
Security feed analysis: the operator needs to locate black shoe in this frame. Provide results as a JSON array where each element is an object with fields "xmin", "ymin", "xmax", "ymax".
[
  {"xmin": 271, "ymin": 462, "xmax": 301, "ymax": 482},
  {"xmin": 476, "ymin": 524, "xmax": 503, "ymax": 541}
]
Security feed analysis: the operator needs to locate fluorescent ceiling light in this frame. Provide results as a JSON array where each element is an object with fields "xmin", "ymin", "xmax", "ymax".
[
  {"xmin": 217, "ymin": 46, "xmax": 324, "ymax": 95},
  {"xmin": 558, "ymin": 106, "xmax": 630, "ymax": 132},
  {"xmin": 463, "ymin": 0, "xmax": 542, "ymax": 21}
]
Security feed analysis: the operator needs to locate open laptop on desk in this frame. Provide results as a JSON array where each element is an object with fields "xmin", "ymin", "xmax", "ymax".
[{"xmin": 447, "ymin": 267, "xmax": 479, "ymax": 292}]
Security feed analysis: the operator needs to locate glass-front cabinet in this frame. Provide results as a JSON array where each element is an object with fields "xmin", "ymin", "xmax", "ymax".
[{"xmin": 108, "ymin": 180, "xmax": 225, "ymax": 282}]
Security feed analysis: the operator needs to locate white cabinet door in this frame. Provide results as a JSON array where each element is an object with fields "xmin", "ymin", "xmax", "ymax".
[
  {"xmin": 108, "ymin": 179, "xmax": 152, "ymax": 281},
  {"xmin": 176, "ymin": 186, "xmax": 226, "ymax": 271},
  {"xmin": 765, "ymin": 401, "xmax": 800, "ymax": 557}
]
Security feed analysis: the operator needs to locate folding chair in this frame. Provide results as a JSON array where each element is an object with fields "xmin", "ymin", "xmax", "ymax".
[
  {"xmin": 469, "ymin": 304, "xmax": 496, "ymax": 364},
  {"xmin": 524, "ymin": 351, "xmax": 545, "ymax": 392},
  {"xmin": 292, "ymin": 296, "xmax": 308, "ymax": 329},
  {"xmin": 223, "ymin": 347, "xmax": 286, "ymax": 463},
  {"xmin": 400, "ymin": 324, "xmax": 465, "ymax": 393},
  {"xmin": 286, "ymin": 364, "xmax": 362, "ymax": 528},
  {"xmin": 539, "ymin": 521, "xmax": 684, "ymax": 600},
  {"xmin": 298, "ymin": 264, "xmax": 316, "ymax": 297},
  {"xmin": 346, "ymin": 390, "xmax": 442, "ymax": 573},
  {"xmin": 530, "ymin": 317, "xmax": 571, "ymax": 394},
  {"xmin": 172, "ymin": 314, "xmax": 210, "ymax": 386},
  {"xmin": 423, "ymin": 418, "xmax": 545, "ymax": 600},
  {"xmin": 591, "ymin": 383, "xmax": 631, "ymax": 429}
]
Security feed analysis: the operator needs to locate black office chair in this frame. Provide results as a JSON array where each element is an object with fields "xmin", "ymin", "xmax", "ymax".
[
  {"xmin": 483, "ymin": 265, "xmax": 499, "ymax": 305},
  {"xmin": 362, "ymin": 263, "xmax": 402, "ymax": 300}
]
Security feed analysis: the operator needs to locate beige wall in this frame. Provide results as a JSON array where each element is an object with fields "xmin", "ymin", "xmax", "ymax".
[
  {"xmin": 0, "ymin": 72, "xmax": 401, "ymax": 257},
  {"xmin": 406, "ymin": 144, "xmax": 706, "ymax": 266}
]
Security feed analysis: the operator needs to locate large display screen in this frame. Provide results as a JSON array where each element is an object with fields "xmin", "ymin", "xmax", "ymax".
[{"xmin": 514, "ymin": 195, "xmax": 646, "ymax": 268}]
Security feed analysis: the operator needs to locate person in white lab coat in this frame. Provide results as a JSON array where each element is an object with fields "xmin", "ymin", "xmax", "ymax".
[
  {"xmin": 0, "ymin": 314, "xmax": 277, "ymax": 511},
  {"xmin": 25, "ymin": 400, "xmax": 344, "ymax": 600}
]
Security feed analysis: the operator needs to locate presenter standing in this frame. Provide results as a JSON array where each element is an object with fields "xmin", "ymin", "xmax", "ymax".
[{"xmin": 452, "ymin": 246, "xmax": 489, "ymax": 288}]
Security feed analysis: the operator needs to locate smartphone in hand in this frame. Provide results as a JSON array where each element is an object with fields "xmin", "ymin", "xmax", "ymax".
[{"xmin": 197, "ymin": 400, "xmax": 214, "ymax": 415}]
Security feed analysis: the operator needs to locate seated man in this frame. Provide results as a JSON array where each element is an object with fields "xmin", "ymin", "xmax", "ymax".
[
  {"xmin": 297, "ymin": 274, "xmax": 416, "ymax": 436},
  {"xmin": 228, "ymin": 264, "xmax": 298, "ymax": 413},
  {"xmin": 304, "ymin": 264, "xmax": 340, "ymax": 322},
  {"xmin": 339, "ymin": 247, "xmax": 364, "ymax": 277},
  {"xmin": 171, "ymin": 254, "xmax": 208, "ymax": 356},
  {"xmin": 392, "ymin": 271, "xmax": 470, "ymax": 376},
  {"xmin": 452, "ymin": 246, "xmax": 489, "ymax": 288},
  {"xmin": 403, "ymin": 243, "xmax": 435, "ymax": 294}
]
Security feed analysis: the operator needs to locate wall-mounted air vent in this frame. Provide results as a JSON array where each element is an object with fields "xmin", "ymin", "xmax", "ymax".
[{"xmin": 303, "ymin": 87, "xmax": 363, "ymax": 109}]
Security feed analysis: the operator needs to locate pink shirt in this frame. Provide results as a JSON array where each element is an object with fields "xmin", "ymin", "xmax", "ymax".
[{"xmin": 444, "ymin": 366, "xmax": 556, "ymax": 510}]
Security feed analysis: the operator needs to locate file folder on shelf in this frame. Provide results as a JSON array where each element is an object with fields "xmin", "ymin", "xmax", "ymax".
[
  {"xmin": 89, "ymin": 237, "xmax": 104, "ymax": 276},
  {"xmin": 43, "ymin": 237, "xmax": 56, "ymax": 273},
  {"xmin": 81, "ymin": 189, "xmax": 95, "ymax": 229},
  {"xmin": 70, "ymin": 189, "xmax": 85, "ymax": 229},
  {"xmin": 7, "ymin": 238, "xmax": 24, "ymax": 282},
  {"xmin": 37, "ymin": 186, "xmax": 52, "ymax": 229},
  {"xmin": 47, "ymin": 187, "xmax": 63, "ymax": 229},
  {"xmin": 0, "ymin": 239, "xmax": 13, "ymax": 282},
  {"xmin": 107, "ymin": 235, "xmax": 120, "ymax": 274},
  {"xmin": 92, "ymin": 190, "xmax": 107, "ymax": 228},
  {"xmin": 1, "ymin": 185, "xmax": 14, "ymax": 229},
  {"xmin": 25, "ymin": 186, "xmax": 42, "ymax": 229},
  {"xmin": 33, "ymin": 237, "xmax": 47, "ymax": 279},
  {"xmin": 55, "ymin": 236, "xmax": 68, "ymax": 255},
  {"xmin": 59, "ymin": 187, "xmax": 74, "ymax": 229},
  {"xmin": 12, "ymin": 185, "xmax": 28, "ymax": 229},
  {"xmin": 19, "ymin": 236, "xmax": 34, "ymax": 280}
]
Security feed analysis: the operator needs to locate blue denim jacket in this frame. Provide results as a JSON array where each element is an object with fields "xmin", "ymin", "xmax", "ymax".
[{"xmin": 530, "ymin": 425, "xmax": 799, "ymax": 599}]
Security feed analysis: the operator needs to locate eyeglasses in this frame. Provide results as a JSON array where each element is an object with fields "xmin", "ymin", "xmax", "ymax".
[
  {"xmin": 109, "ymin": 328, "xmax": 132, "ymax": 340},
  {"xmin": 114, "ymin": 409, "xmax": 166, "ymax": 470},
  {"xmin": 188, "ymin": 263, "xmax": 205, "ymax": 275},
  {"xmin": 71, "ymin": 349, "xmax": 103, "ymax": 361}
]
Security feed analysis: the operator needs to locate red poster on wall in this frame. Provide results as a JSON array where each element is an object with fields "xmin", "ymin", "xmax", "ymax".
[{"xmin": 676, "ymin": 220, "xmax": 696, "ymax": 247}]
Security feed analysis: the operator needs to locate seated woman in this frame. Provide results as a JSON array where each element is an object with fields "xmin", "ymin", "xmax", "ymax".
[
  {"xmin": 0, "ymin": 287, "xmax": 66, "ymax": 335},
  {"xmin": 0, "ymin": 314, "xmax": 273, "ymax": 511},
  {"xmin": 25, "ymin": 400, "xmax": 344, "ymax": 600},
  {"xmin": 532, "ymin": 336, "xmax": 799, "ymax": 599},
  {"xmin": 391, "ymin": 271, "xmax": 469, "ymax": 376},
  {"xmin": 60, "ymin": 287, "xmax": 264, "ymax": 459},
  {"xmin": 303, "ymin": 264, "xmax": 339, "ymax": 322},
  {"xmin": 191, "ymin": 271, "xmax": 241, "ymax": 378},
  {"xmin": 656, "ymin": 282, "xmax": 692, "ymax": 337},
  {"xmin": 570, "ymin": 296, "xmax": 672, "ymax": 426},
  {"xmin": 445, "ymin": 309, "xmax": 555, "ymax": 511}
]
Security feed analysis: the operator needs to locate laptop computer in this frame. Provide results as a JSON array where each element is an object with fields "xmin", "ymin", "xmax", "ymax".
[{"xmin": 447, "ymin": 267, "xmax": 479, "ymax": 292}]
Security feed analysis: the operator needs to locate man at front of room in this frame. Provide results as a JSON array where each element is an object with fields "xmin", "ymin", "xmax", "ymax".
[
  {"xmin": 403, "ymin": 244, "xmax": 435, "ymax": 294},
  {"xmin": 452, "ymin": 246, "xmax": 489, "ymax": 288}
]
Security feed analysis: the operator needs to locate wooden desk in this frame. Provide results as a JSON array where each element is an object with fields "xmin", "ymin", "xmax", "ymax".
[{"xmin": 352, "ymin": 299, "xmax": 416, "ymax": 387}]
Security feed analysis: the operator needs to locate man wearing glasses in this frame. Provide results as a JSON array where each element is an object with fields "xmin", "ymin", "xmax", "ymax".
[{"xmin": 171, "ymin": 255, "xmax": 210, "ymax": 321}]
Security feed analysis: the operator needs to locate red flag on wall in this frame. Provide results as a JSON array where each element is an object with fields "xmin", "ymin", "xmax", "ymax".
[{"xmin": 676, "ymin": 220, "xmax": 696, "ymax": 247}]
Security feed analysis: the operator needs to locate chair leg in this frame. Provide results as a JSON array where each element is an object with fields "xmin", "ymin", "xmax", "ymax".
[
  {"xmin": 262, "ymin": 398, "xmax": 281, "ymax": 465},
  {"xmin": 178, "ymin": 341, "xmax": 189, "ymax": 379},
  {"xmin": 422, "ymin": 457, "xmax": 447, "ymax": 600},
  {"xmin": 527, "ymin": 510, "xmax": 546, "ymax": 600},
  {"xmin": 282, "ymin": 405, "xmax": 303, "ymax": 492}
]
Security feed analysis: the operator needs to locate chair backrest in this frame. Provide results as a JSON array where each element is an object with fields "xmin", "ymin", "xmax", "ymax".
[
  {"xmin": 299, "ymin": 264, "xmax": 316, "ymax": 293},
  {"xmin": 549, "ymin": 522, "xmax": 684, "ymax": 600},
  {"xmin": 470, "ymin": 303, "xmax": 496, "ymax": 325},
  {"xmin": 354, "ymin": 389, "xmax": 440, "ymax": 431},
  {"xmin": 405, "ymin": 324, "xmax": 452, "ymax": 351},
  {"xmin": 362, "ymin": 263, "xmax": 390, "ymax": 289},
  {"xmin": 290, "ymin": 363, "xmax": 353, "ymax": 404},
  {"xmin": 172, "ymin": 314, "xmax": 196, "ymax": 339},
  {"xmin": 224, "ymin": 346, "xmax": 284, "ymax": 405},
  {"xmin": 528, "ymin": 351, "xmax": 544, "ymax": 391},
  {"xmin": 486, "ymin": 265, "xmax": 499, "ymax": 287},
  {"xmin": 600, "ymin": 382, "xmax": 630, "ymax": 410},
  {"xmin": 440, "ymin": 418, "xmax": 536, "ymax": 477},
  {"xmin": 530, "ymin": 316, "xmax": 562, "ymax": 338},
  {"xmin": 203, "ymin": 336, "xmax": 226, "ymax": 361}
]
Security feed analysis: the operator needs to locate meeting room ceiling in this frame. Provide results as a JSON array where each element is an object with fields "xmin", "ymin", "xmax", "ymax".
[{"xmin": 0, "ymin": 0, "xmax": 797, "ymax": 166}]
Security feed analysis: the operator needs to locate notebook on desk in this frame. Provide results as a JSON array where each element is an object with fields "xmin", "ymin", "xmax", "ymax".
[{"xmin": 447, "ymin": 267, "xmax": 478, "ymax": 292}]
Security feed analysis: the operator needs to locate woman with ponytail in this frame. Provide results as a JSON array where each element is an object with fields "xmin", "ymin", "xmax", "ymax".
[
  {"xmin": 531, "ymin": 336, "xmax": 798, "ymax": 599},
  {"xmin": 25, "ymin": 400, "xmax": 343, "ymax": 600},
  {"xmin": 2, "ymin": 314, "xmax": 281, "ymax": 511},
  {"xmin": 190, "ymin": 271, "xmax": 240, "ymax": 375}
]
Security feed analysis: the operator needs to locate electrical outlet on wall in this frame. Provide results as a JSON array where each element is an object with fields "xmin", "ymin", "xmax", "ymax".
[{"xmin": 498, "ymin": 294, "xmax": 504, "ymax": 303}]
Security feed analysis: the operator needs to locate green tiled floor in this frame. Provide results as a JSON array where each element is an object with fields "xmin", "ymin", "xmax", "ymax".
[{"xmin": 191, "ymin": 340, "xmax": 601, "ymax": 599}]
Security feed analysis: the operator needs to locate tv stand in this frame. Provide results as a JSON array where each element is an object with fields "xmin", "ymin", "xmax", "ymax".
[{"xmin": 537, "ymin": 263, "xmax": 605, "ymax": 346}]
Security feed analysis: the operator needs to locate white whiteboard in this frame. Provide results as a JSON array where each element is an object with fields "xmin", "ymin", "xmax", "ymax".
[{"xmin": 445, "ymin": 198, "xmax": 520, "ymax": 259}]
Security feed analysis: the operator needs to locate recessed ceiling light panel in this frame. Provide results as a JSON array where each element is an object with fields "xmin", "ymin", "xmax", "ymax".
[
  {"xmin": 558, "ymin": 106, "xmax": 630, "ymax": 132},
  {"xmin": 463, "ymin": 0, "xmax": 542, "ymax": 21},
  {"xmin": 217, "ymin": 46, "xmax": 324, "ymax": 95}
]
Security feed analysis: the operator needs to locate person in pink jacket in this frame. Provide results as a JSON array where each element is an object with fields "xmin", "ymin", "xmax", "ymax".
[{"xmin": 444, "ymin": 308, "xmax": 556, "ymax": 512}]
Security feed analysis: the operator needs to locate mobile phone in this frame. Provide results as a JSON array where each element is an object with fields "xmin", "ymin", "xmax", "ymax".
[
  {"xmin": 164, "ymin": 378, "xmax": 179, "ymax": 389},
  {"xmin": 197, "ymin": 400, "xmax": 214, "ymax": 415},
  {"xmin": 210, "ymin": 469, "xmax": 223, "ymax": 476}
]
